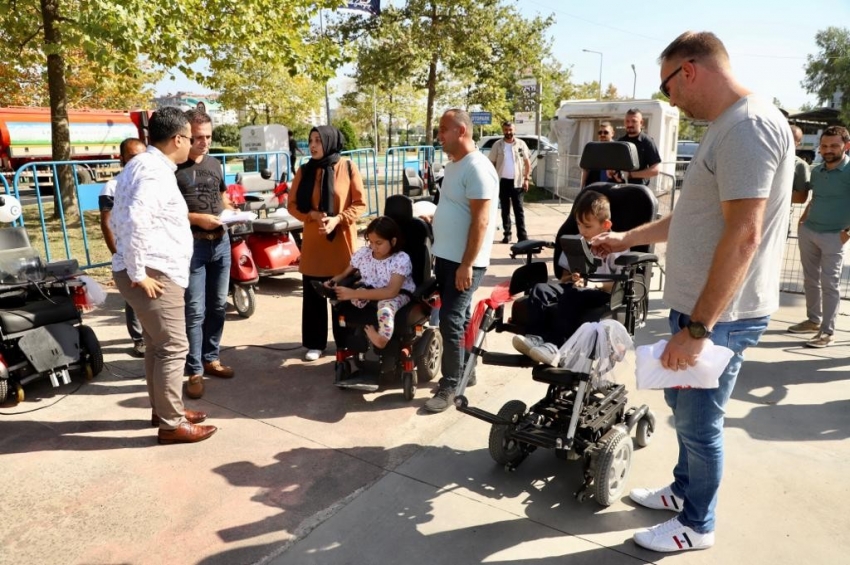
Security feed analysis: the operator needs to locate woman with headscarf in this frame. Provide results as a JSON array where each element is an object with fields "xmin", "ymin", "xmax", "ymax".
[{"xmin": 288, "ymin": 126, "xmax": 367, "ymax": 361}]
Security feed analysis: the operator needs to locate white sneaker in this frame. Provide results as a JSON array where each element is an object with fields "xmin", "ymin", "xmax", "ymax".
[
  {"xmin": 629, "ymin": 485, "xmax": 684, "ymax": 512},
  {"xmin": 528, "ymin": 342, "xmax": 560, "ymax": 367},
  {"xmin": 512, "ymin": 334, "xmax": 545, "ymax": 356},
  {"xmin": 304, "ymin": 349, "xmax": 323, "ymax": 362},
  {"xmin": 633, "ymin": 516, "xmax": 715, "ymax": 552}
]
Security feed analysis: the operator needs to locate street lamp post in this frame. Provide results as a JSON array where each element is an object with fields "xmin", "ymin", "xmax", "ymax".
[
  {"xmin": 583, "ymin": 49, "xmax": 603, "ymax": 100},
  {"xmin": 631, "ymin": 64, "xmax": 637, "ymax": 99}
]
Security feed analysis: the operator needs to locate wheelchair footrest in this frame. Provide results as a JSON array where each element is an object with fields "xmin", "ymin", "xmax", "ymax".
[
  {"xmin": 334, "ymin": 374, "xmax": 380, "ymax": 392},
  {"xmin": 456, "ymin": 405, "xmax": 510, "ymax": 426},
  {"xmin": 481, "ymin": 351, "xmax": 537, "ymax": 368},
  {"xmin": 531, "ymin": 366, "xmax": 586, "ymax": 387}
]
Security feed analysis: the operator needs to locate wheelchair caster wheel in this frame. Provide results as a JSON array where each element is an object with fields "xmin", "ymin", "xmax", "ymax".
[
  {"xmin": 635, "ymin": 417, "xmax": 653, "ymax": 448},
  {"xmin": 488, "ymin": 400, "xmax": 527, "ymax": 467},
  {"xmin": 402, "ymin": 371, "xmax": 417, "ymax": 401}
]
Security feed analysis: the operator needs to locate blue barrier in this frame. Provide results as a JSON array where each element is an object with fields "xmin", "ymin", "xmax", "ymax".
[
  {"xmin": 341, "ymin": 148, "xmax": 380, "ymax": 216},
  {"xmin": 384, "ymin": 146, "xmax": 446, "ymax": 201},
  {"xmin": 210, "ymin": 150, "xmax": 291, "ymax": 185}
]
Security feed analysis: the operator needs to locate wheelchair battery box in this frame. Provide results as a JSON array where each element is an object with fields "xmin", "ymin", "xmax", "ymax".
[{"xmin": 17, "ymin": 322, "xmax": 81, "ymax": 372}]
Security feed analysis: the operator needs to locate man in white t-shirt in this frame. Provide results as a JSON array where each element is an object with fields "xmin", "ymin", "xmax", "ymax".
[
  {"xmin": 593, "ymin": 31, "xmax": 793, "ymax": 552},
  {"xmin": 488, "ymin": 121, "xmax": 531, "ymax": 243},
  {"xmin": 424, "ymin": 108, "xmax": 499, "ymax": 413},
  {"xmin": 99, "ymin": 138, "xmax": 146, "ymax": 357}
]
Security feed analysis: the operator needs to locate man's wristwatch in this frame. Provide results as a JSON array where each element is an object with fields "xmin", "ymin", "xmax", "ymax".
[{"xmin": 686, "ymin": 320, "xmax": 712, "ymax": 339}]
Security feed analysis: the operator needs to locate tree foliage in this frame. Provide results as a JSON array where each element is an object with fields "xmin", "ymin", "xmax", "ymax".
[
  {"xmin": 803, "ymin": 26, "xmax": 850, "ymax": 124},
  {"xmin": 0, "ymin": 0, "xmax": 344, "ymax": 216},
  {"xmin": 335, "ymin": 0, "xmax": 555, "ymax": 144}
]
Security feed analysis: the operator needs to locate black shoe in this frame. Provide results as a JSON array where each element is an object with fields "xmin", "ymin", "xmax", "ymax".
[
  {"xmin": 424, "ymin": 387, "xmax": 456, "ymax": 413},
  {"xmin": 501, "ymin": 235, "xmax": 511, "ymax": 244},
  {"xmin": 131, "ymin": 340, "xmax": 146, "ymax": 358}
]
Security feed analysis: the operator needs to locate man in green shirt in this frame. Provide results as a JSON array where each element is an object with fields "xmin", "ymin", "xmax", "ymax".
[{"xmin": 788, "ymin": 126, "xmax": 850, "ymax": 347}]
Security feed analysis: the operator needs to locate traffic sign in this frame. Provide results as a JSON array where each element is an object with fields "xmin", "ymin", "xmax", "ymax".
[{"xmin": 470, "ymin": 111, "xmax": 492, "ymax": 125}]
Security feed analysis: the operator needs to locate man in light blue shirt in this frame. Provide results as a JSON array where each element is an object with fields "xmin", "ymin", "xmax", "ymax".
[{"xmin": 425, "ymin": 109, "xmax": 499, "ymax": 413}]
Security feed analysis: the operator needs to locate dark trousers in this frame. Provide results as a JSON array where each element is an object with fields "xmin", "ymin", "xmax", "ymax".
[
  {"xmin": 125, "ymin": 302, "xmax": 143, "ymax": 342},
  {"xmin": 301, "ymin": 274, "xmax": 349, "ymax": 351},
  {"xmin": 434, "ymin": 257, "xmax": 486, "ymax": 390},
  {"xmin": 527, "ymin": 282, "xmax": 611, "ymax": 346},
  {"xmin": 499, "ymin": 178, "xmax": 527, "ymax": 240}
]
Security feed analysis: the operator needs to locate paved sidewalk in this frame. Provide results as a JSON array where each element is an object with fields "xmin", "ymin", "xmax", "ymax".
[{"xmin": 1, "ymin": 201, "xmax": 848, "ymax": 565}]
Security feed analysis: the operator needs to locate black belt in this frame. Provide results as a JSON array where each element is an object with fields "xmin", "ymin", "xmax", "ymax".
[{"xmin": 192, "ymin": 228, "xmax": 224, "ymax": 241}]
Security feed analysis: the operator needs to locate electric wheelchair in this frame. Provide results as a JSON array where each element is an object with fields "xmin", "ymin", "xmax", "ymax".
[
  {"xmin": 454, "ymin": 141, "xmax": 660, "ymax": 506},
  {"xmin": 329, "ymin": 194, "xmax": 442, "ymax": 401}
]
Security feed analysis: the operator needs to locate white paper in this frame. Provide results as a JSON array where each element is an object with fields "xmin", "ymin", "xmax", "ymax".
[
  {"xmin": 634, "ymin": 339, "xmax": 735, "ymax": 390},
  {"xmin": 219, "ymin": 210, "xmax": 257, "ymax": 225}
]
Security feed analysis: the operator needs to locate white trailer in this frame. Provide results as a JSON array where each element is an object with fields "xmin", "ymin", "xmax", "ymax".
[
  {"xmin": 548, "ymin": 99, "xmax": 680, "ymax": 199},
  {"xmin": 240, "ymin": 124, "xmax": 290, "ymax": 179}
]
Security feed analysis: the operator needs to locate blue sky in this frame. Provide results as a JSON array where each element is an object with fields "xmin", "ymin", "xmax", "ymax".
[{"xmin": 155, "ymin": 0, "xmax": 847, "ymax": 111}]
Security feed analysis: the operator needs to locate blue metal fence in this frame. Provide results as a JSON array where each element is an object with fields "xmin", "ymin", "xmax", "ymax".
[
  {"xmin": 6, "ymin": 145, "xmax": 441, "ymax": 270},
  {"xmin": 383, "ymin": 146, "xmax": 446, "ymax": 201}
]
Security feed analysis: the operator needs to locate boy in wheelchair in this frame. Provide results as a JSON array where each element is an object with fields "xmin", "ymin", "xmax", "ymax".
[
  {"xmin": 512, "ymin": 190, "xmax": 625, "ymax": 366},
  {"xmin": 326, "ymin": 216, "xmax": 416, "ymax": 350}
]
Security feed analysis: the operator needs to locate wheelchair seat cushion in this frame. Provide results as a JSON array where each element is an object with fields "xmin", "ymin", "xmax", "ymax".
[{"xmin": 0, "ymin": 294, "xmax": 79, "ymax": 335}]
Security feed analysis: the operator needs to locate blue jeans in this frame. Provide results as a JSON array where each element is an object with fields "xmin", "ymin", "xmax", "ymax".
[
  {"xmin": 664, "ymin": 310, "xmax": 769, "ymax": 533},
  {"xmin": 184, "ymin": 233, "xmax": 231, "ymax": 376},
  {"xmin": 434, "ymin": 257, "xmax": 486, "ymax": 390}
]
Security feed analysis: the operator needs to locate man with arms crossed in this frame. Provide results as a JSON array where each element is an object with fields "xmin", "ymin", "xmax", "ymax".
[{"xmin": 594, "ymin": 31, "xmax": 793, "ymax": 551}]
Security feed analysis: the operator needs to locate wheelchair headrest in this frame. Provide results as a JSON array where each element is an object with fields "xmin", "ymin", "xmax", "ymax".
[
  {"xmin": 384, "ymin": 194, "xmax": 414, "ymax": 225},
  {"xmin": 579, "ymin": 141, "xmax": 639, "ymax": 172}
]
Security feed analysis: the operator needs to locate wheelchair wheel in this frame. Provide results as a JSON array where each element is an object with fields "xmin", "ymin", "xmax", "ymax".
[
  {"xmin": 413, "ymin": 328, "xmax": 442, "ymax": 382},
  {"xmin": 79, "ymin": 325, "xmax": 103, "ymax": 378},
  {"xmin": 488, "ymin": 400, "xmax": 527, "ymax": 467},
  {"xmin": 593, "ymin": 428, "xmax": 633, "ymax": 507},
  {"xmin": 402, "ymin": 370, "xmax": 417, "ymax": 401},
  {"xmin": 334, "ymin": 360, "xmax": 352, "ymax": 384},
  {"xmin": 635, "ymin": 417, "xmax": 653, "ymax": 448}
]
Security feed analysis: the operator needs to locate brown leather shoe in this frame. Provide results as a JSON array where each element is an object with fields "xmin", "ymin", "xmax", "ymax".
[
  {"xmin": 186, "ymin": 375, "xmax": 204, "ymax": 399},
  {"xmin": 157, "ymin": 422, "xmax": 217, "ymax": 445},
  {"xmin": 151, "ymin": 409, "xmax": 208, "ymax": 427},
  {"xmin": 203, "ymin": 360, "xmax": 234, "ymax": 379}
]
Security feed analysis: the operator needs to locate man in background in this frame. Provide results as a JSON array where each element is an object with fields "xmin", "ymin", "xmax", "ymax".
[
  {"xmin": 99, "ymin": 138, "xmax": 146, "ymax": 357},
  {"xmin": 613, "ymin": 108, "xmax": 661, "ymax": 185}
]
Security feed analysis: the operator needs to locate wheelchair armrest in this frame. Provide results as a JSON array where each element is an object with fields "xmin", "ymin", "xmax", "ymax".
[
  {"xmin": 412, "ymin": 276, "xmax": 438, "ymax": 301},
  {"xmin": 509, "ymin": 239, "xmax": 553, "ymax": 259},
  {"xmin": 613, "ymin": 252, "xmax": 658, "ymax": 267}
]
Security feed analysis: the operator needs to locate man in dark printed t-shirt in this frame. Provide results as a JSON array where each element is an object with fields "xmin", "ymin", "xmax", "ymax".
[{"xmin": 176, "ymin": 109, "xmax": 234, "ymax": 400}]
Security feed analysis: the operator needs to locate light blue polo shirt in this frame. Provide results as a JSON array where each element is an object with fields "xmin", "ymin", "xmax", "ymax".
[
  {"xmin": 804, "ymin": 154, "xmax": 850, "ymax": 233},
  {"xmin": 431, "ymin": 151, "xmax": 499, "ymax": 267}
]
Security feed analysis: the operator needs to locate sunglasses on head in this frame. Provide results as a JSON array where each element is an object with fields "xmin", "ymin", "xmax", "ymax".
[{"xmin": 660, "ymin": 59, "xmax": 695, "ymax": 98}]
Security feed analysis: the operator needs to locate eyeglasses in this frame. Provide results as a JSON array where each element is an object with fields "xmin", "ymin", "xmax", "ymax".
[
  {"xmin": 598, "ymin": 130, "xmax": 612, "ymax": 135},
  {"xmin": 660, "ymin": 59, "xmax": 695, "ymax": 98},
  {"xmin": 175, "ymin": 133, "xmax": 195, "ymax": 144}
]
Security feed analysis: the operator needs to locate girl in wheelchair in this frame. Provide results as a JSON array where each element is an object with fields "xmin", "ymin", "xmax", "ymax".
[
  {"xmin": 326, "ymin": 216, "xmax": 416, "ymax": 349},
  {"xmin": 513, "ymin": 190, "xmax": 625, "ymax": 366}
]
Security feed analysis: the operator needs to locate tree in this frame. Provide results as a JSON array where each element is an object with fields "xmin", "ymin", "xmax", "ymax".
[
  {"xmin": 0, "ymin": 0, "xmax": 344, "ymax": 217},
  {"xmin": 334, "ymin": 118, "xmax": 358, "ymax": 151},
  {"xmin": 336, "ymin": 1, "xmax": 554, "ymax": 144},
  {"xmin": 803, "ymin": 26, "xmax": 850, "ymax": 124},
  {"xmin": 213, "ymin": 124, "xmax": 241, "ymax": 149}
]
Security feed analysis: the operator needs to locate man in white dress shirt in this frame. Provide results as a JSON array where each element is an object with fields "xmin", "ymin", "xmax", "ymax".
[{"xmin": 111, "ymin": 107, "xmax": 217, "ymax": 445}]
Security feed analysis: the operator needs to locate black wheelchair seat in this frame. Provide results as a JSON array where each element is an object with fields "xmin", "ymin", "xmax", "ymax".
[
  {"xmin": 531, "ymin": 365, "xmax": 582, "ymax": 387},
  {"xmin": 0, "ymin": 294, "xmax": 79, "ymax": 335}
]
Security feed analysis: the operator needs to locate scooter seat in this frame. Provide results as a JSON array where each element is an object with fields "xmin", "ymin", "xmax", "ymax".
[
  {"xmin": 252, "ymin": 217, "xmax": 303, "ymax": 234},
  {"xmin": 0, "ymin": 295, "xmax": 78, "ymax": 335}
]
